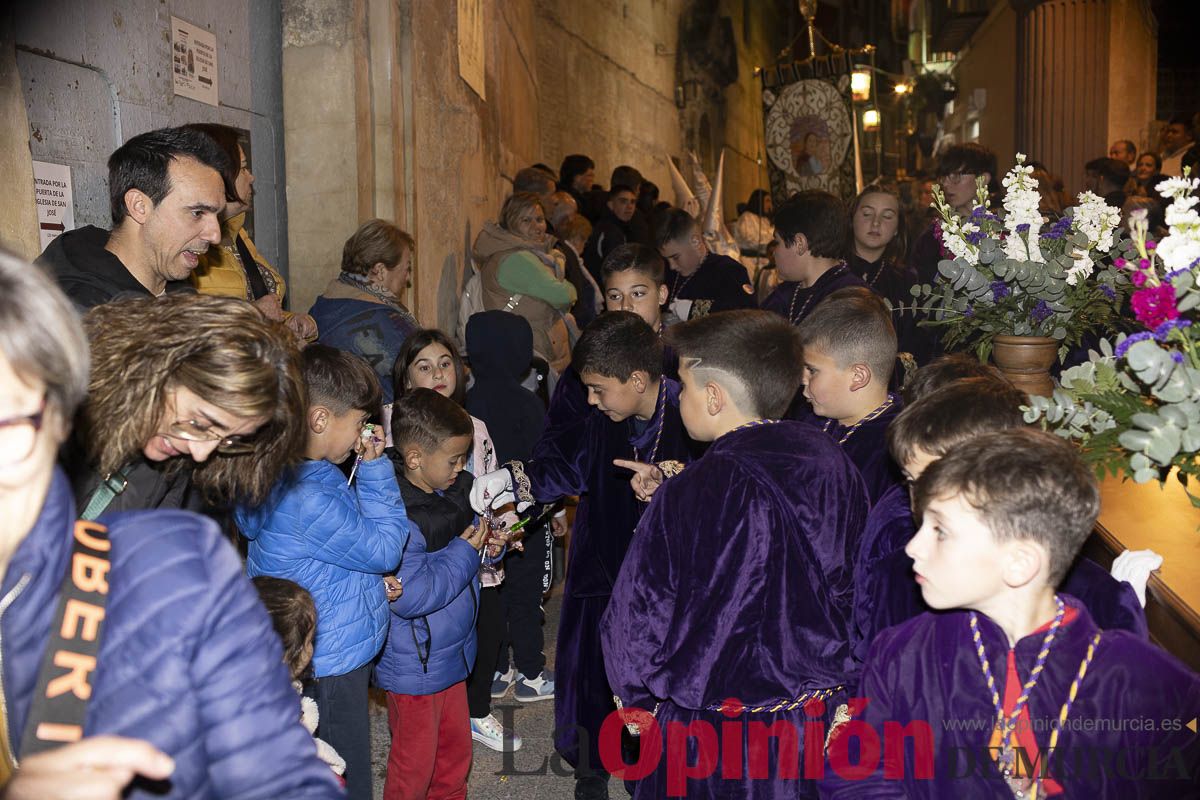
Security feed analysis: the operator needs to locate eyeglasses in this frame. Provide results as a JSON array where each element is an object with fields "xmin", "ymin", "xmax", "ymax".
[
  {"xmin": 164, "ymin": 419, "xmax": 257, "ymax": 455},
  {"xmin": 0, "ymin": 395, "xmax": 47, "ymax": 467},
  {"xmin": 938, "ymin": 171, "xmax": 975, "ymax": 185}
]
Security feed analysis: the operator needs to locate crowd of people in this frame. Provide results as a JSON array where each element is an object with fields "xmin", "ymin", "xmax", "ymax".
[{"xmin": 0, "ymin": 117, "xmax": 1197, "ymax": 800}]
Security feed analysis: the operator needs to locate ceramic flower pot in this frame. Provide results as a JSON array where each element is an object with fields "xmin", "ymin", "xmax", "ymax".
[{"xmin": 991, "ymin": 335, "xmax": 1058, "ymax": 397}]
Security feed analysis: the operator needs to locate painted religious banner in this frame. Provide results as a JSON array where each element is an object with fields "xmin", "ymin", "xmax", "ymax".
[{"xmin": 761, "ymin": 52, "xmax": 860, "ymax": 207}]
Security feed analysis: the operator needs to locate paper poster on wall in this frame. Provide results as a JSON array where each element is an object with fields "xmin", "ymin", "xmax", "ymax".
[
  {"xmin": 457, "ymin": 0, "xmax": 485, "ymax": 100},
  {"xmin": 171, "ymin": 16, "xmax": 219, "ymax": 106},
  {"xmin": 33, "ymin": 160, "xmax": 74, "ymax": 251}
]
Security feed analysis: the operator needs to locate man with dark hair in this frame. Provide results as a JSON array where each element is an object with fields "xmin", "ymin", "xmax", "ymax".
[
  {"xmin": 761, "ymin": 190, "xmax": 865, "ymax": 326},
  {"xmin": 602, "ymin": 309, "xmax": 867, "ymax": 799},
  {"xmin": 39, "ymin": 126, "xmax": 231, "ymax": 309},
  {"xmin": 1108, "ymin": 138, "xmax": 1137, "ymax": 166},
  {"xmin": 582, "ymin": 185, "xmax": 639, "ymax": 282},
  {"xmin": 1084, "ymin": 157, "xmax": 1131, "ymax": 207},
  {"xmin": 655, "ymin": 207, "xmax": 756, "ymax": 321},
  {"xmin": 1161, "ymin": 114, "xmax": 1197, "ymax": 177},
  {"xmin": 514, "ymin": 166, "xmax": 557, "ymax": 210},
  {"xmin": 470, "ymin": 311, "xmax": 697, "ymax": 800}
]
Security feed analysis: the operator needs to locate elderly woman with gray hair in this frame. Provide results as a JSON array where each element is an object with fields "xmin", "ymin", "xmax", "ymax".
[
  {"xmin": 472, "ymin": 192, "xmax": 577, "ymax": 374},
  {"xmin": 0, "ymin": 252, "xmax": 339, "ymax": 798}
]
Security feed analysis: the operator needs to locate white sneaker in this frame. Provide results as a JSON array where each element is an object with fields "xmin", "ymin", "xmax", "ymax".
[{"xmin": 471, "ymin": 714, "xmax": 522, "ymax": 752}]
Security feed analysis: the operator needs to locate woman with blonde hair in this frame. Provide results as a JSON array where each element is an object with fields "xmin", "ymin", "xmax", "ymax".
[
  {"xmin": 309, "ymin": 218, "xmax": 419, "ymax": 405},
  {"xmin": 0, "ymin": 251, "xmax": 340, "ymax": 798},
  {"xmin": 472, "ymin": 192, "xmax": 577, "ymax": 373},
  {"xmin": 68, "ymin": 292, "xmax": 306, "ymax": 515}
]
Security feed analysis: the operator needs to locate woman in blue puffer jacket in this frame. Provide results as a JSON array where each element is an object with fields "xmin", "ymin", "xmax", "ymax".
[{"xmin": 0, "ymin": 252, "xmax": 341, "ymax": 798}]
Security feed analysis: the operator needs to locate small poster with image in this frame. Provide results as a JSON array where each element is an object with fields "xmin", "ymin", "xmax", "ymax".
[{"xmin": 170, "ymin": 16, "xmax": 218, "ymax": 107}]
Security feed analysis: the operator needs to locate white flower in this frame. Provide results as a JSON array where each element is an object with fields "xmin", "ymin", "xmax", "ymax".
[
  {"xmin": 1001, "ymin": 154, "xmax": 1045, "ymax": 263},
  {"xmin": 1155, "ymin": 175, "xmax": 1200, "ymax": 199},
  {"xmin": 1072, "ymin": 191, "xmax": 1121, "ymax": 255},
  {"xmin": 1156, "ymin": 235, "xmax": 1200, "ymax": 273},
  {"xmin": 1065, "ymin": 255, "xmax": 1093, "ymax": 286}
]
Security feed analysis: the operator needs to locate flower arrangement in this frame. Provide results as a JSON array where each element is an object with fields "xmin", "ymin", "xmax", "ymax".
[
  {"xmin": 911, "ymin": 154, "xmax": 1130, "ymax": 361},
  {"xmin": 1025, "ymin": 173, "xmax": 1200, "ymax": 503}
]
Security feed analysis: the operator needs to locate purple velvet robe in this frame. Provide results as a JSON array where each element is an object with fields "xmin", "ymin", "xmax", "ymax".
[
  {"xmin": 852, "ymin": 483, "xmax": 923, "ymax": 668},
  {"xmin": 806, "ymin": 396, "xmax": 904, "ymax": 507},
  {"xmin": 761, "ymin": 263, "xmax": 867, "ymax": 326},
  {"xmin": 853, "ymin": 492, "xmax": 1146, "ymax": 673},
  {"xmin": 525, "ymin": 375, "xmax": 698, "ymax": 771},
  {"xmin": 821, "ymin": 598, "xmax": 1200, "ymax": 798},
  {"xmin": 602, "ymin": 421, "xmax": 869, "ymax": 798},
  {"xmin": 666, "ymin": 252, "xmax": 756, "ymax": 319}
]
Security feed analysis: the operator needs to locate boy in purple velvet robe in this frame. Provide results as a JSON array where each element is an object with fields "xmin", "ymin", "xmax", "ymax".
[
  {"xmin": 797, "ymin": 287, "xmax": 903, "ymax": 506},
  {"xmin": 601, "ymin": 310, "xmax": 869, "ymax": 799},
  {"xmin": 885, "ymin": 375, "xmax": 1148, "ymax": 641},
  {"xmin": 761, "ymin": 190, "xmax": 865, "ymax": 327},
  {"xmin": 823, "ymin": 429, "xmax": 1200, "ymax": 798},
  {"xmin": 471, "ymin": 310, "xmax": 697, "ymax": 800}
]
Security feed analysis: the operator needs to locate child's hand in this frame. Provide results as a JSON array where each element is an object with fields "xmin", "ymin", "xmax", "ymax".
[
  {"xmin": 460, "ymin": 521, "xmax": 488, "ymax": 551},
  {"xmin": 613, "ymin": 459, "xmax": 665, "ymax": 502},
  {"xmin": 356, "ymin": 424, "xmax": 385, "ymax": 462},
  {"xmin": 383, "ymin": 575, "xmax": 403, "ymax": 601}
]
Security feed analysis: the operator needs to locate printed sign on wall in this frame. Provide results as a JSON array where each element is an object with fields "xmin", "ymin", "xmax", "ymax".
[
  {"xmin": 171, "ymin": 16, "xmax": 219, "ymax": 106},
  {"xmin": 33, "ymin": 161, "xmax": 74, "ymax": 251}
]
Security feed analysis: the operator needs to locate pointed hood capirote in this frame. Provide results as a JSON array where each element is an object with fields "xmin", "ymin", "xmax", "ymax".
[{"xmin": 668, "ymin": 156, "xmax": 699, "ymax": 218}]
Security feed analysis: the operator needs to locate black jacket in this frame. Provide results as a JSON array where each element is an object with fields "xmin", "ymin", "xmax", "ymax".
[
  {"xmin": 38, "ymin": 225, "xmax": 193, "ymax": 310},
  {"xmin": 393, "ymin": 466, "xmax": 476, "ymax": 554},
  {"xmin": 465, "ymin": 311, "xmax": 547, "ymax": 464}
]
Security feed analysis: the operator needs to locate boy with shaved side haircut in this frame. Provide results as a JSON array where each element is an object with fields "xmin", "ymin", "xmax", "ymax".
[{"xmin": 602, "ymin": 310, "xmax": 867, "ymax": 799}]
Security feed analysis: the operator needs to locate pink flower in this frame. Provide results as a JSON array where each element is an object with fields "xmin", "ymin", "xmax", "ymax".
[
  {"xmin": 1131, "ymin": 270, "xmax": 1148, "ymax": 288},
  {"xmin": 1131, "ymin": 284, "xmax": 1179, "ymax": 329},
  {"xmin": 1147, "ymin": 240, "xmax": 1157, "ymax": 250},
  {"xmin": 1115, "ymin": 257, "xmax": 1127, "ymax": 268}
]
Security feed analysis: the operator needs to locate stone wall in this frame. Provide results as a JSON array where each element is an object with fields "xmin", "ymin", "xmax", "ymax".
[
  {"xmin": 8, "ymin": 0, "xmax": 287, "ymax": 274},
  {"xmin": 533, "ymin": 1, "xmax": 685, "ymax": 203}
]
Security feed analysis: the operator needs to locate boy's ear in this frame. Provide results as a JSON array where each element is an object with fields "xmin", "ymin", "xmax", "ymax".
[
  {"xmin": 403, "ymin": 447, "xmax": 423, "ymax": 472},
  {"xmin": 849, "ymin": 363, "xmax": 873, "ymax": 392},
  {"xmin": 307, "ymin": 405, "xmax": 330, "ymax": 434},
  {"xmin": 790, "ymin": 232, "xmax": 809, "ymax": 255},
  {"xmin": 705, "ymin": 379, "xmax": 724, "ymax": 417},
  {"xmin": 629, "ymin": 370, "xmax": 651, "ymax": 393},
  {"xmin": 1001, "ymin": 540, "xmax": 1046, "ymax": 590}
]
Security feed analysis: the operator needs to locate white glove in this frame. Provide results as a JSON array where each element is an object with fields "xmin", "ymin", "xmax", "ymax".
[
  {"xmin": 1110, "ymin": 548, "xmax": 1163, "ymax": 608},
  {"xmin": 470, "ymin": 469, "xmax": 516, "ymax": 514}
]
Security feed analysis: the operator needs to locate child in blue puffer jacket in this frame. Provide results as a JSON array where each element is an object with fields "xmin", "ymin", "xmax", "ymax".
[
  {"xmin": 238, "ymin": 345, "xmax": 408, "ymax": 800},
  {"xmin": 375, "ymin": 388, "xmax": 499, "ymax": 800}
]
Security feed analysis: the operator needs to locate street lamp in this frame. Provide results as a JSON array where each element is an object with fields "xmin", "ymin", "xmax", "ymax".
[
  {"xmin": 862, "ymin": 108, "xmax": 880, "ymax": 131},
  {"xmin": 851, "ymin": 69, "xmax": 872, "ymax": 102}
]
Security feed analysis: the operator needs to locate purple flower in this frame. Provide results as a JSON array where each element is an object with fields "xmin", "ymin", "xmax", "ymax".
[
  {"xmin": 965, "ymin": 229, "xmax": 987, "ymax": 246},
  {"xmin": 1172, "ymin": 352, "xmax": 1185, "ymax": 364},
  {"xmin": 1115, "ymin": 332, "xmax": 1153, "ymax": 358},
  {"xmin": 964, "ymin": 305, "xmax": 975, "ymax": 318},
  {"xmin": 1166, "ymin": 267, "xmax": 1192, "ymax": 280},
  {"xmin": 1016, "ymin": 223, "xmax": 1031, "ymax": 234},
  {"xmin": 1029, "ymin": 300, "xmax": 1053, "ymax": 325},
  {"xmin": 1100, "ymin": 285, "xmax": 1116, "ymax": 300},
  {"xmin": 990, "ymin": 280, "xmax": 1010, "ymax": 301},
  {"xmin": 1153, "ymin": 318, "xmax": 1192, "ymax": 340},
  {"xmin": 1041, "ymin": 217, "xmax": 1073, "ymax": 241}
]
